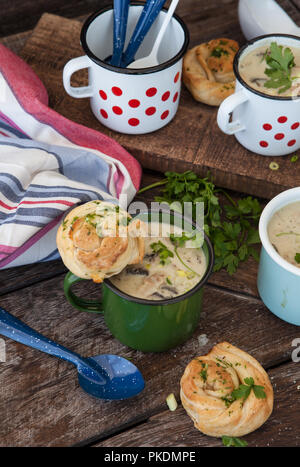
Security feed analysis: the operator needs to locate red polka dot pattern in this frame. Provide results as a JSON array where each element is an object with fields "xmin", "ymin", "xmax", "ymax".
[
  {"xmin": 288, "ymin": 139, "xmax": 296, "ymax": 146},
  {"xmin": 278, "ymin": 116, "xmax": 287, "ymax": 123},
  {"xmin": 161, "ymin": 110, "xmax": 169, "ymax": 120},
  {"xmin": 162, "ymin": 91, "xmax": 170, "ymax": 101},
  {"xmin": 263, "ymin": 123, "xmax": 272, "ymax": 131},
  {"xmin": 128, "ymin": 118, "xmax": 140, "ymax": 127},
  {"xmin": 100, "ymin": 109, "xmax": 108, "ymax": 119},
  {"xmin": 99, "ymin": 73, "xmax": 183, "ymax": 128},
  {"xmin": 99, "ymin": 90, "xmax": 107, "ymax": 100},
  {"xmin": 291, "ymin": 122, "xmax": 300, "ymax": 130},
  {"xmin": 146, "ymin": 87, "xmax": 157, "ymax": 97},
  {"xmin": 112, "ymin": 106, "xmax": 123, "ymax": 115},
  {"xmin": 145, "ymin": 107, "xmax": 156, "ymax": 116},
  {"xmin": 274, "ymin": 133, "xmax": 285, "ymax": 140},
  {"xmin": 112, "ymin": 86, "xmax": 122, "ymax": 96},
  {"xmin": 259, "ymin": 140, "xmax": 268, "ymax": 147},
  {"xmin": 128, "ymin": 99, "xmax": 140, "ymax": 108}
]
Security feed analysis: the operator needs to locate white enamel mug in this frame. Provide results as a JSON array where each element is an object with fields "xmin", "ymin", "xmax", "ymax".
[
  {"xmin": 63, "ymin": 4, "xmax": 189, "ymax": 135},
  {"xmin": 217, "ymin": 34, "xmax": 300, "ymax": 156}
]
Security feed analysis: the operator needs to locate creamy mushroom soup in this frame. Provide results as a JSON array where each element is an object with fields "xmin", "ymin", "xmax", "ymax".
[
  {"xmin": 239, "ymin": 43, "xmax": 300, "ymax": 97},
  {"xmin": 110, "ymin": 222, "xmax": 207, "ymax": 300},
  {"xmin": 268, "ymin": 201, "xmax": 300, "ymax": 268}
]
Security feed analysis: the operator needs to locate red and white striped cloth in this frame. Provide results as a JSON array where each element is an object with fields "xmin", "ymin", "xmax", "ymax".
[{"xmin": 0, "ymin": 44, "xmax": 142, "ymax": 268}]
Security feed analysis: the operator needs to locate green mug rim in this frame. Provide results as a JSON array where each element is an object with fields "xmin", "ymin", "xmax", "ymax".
[{"xmin": 103, "ymin": 209, "xmax": 215, "ymax": 306}]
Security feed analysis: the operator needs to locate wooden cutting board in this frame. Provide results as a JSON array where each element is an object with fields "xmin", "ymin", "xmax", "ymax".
[{"xmin": 19, "ymin": 7, "xmax": 300, "ymax": 199}]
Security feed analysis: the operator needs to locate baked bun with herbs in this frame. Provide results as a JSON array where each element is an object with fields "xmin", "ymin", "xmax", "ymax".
[
  {"xmin": 56, "ymin": 200, "xmax": 145, "ymax": 283},
  {"xmin": 183, "ymin": 38, "xmax": 239, "ymax": 106},
  {"xmin": 180, "ymin": 342, "xmax": 273, "ymax": 438}
]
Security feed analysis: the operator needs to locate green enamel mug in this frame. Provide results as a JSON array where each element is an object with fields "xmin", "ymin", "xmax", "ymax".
[{"xmin": 63, "ymin": 211, "xmax": 214, "ymax": 352}]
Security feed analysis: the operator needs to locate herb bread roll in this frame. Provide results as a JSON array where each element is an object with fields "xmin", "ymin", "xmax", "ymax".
[
  {"xmin": 183, "ymin": 38, "xmax": 239, "ymax": 106},
  {"xmin": 180, "ymin": 342, "xmax": 273, "ymax": 437},
  {"xmin": 56, "ymin": 200, "xmax": 145, "ymax": 283}
]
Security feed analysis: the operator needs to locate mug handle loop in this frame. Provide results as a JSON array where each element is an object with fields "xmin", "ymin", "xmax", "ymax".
[
  {"xmin": 63, "ymin": 56, "xmax": 93, "ymax": 99},
  {"xmin": 217, "ymin": 90, "xmax": 249, "ymax": 135},
  {"xmin": 64, "ymin": 272, "xmax": 103, "ymax": 313}
]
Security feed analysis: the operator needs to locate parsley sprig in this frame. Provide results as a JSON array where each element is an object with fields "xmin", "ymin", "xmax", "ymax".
[
  {"xmin": 150, "ymin": 241, "xmax": 174, "ymax": 265},
  {"xmin": 232, "ymin": 377, "xmax": 266, "ymax": 401},
  {"xmin": 222, "ymin": 436, "xmax": 248, "ymax": 447},
  {"xmin": 139, "ymin": 171, "xmax": 262, "ymax": 275},
  {"xmin": 263, "ymin": 42, "xmax": 296, "ymax": 94},
  {"xmin": 223, "ymin": 377, "xmax": 266, "ymax": 408}
]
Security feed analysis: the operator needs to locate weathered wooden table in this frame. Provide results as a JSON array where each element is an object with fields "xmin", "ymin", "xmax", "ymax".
[{"xmin": 0, "ymin": 0, "xmax": 299, "ymax": 447}]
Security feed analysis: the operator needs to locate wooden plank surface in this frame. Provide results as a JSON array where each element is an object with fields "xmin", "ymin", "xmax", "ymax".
[
  {"xmin": 18, "ymin": 0, "xmax": 300, "ymax": 200},
  {"xmin": 0, "ymin": 1, "xmax": 299, "ymax": 448},
  {"xmin": 0, "ymin": 273, "xmax": 298, "ymax": 446},
  {"xmin": 0, "ymin": 0, "xmax": 110, "ymax": 38},
  {"xmin": 0, "ymin": 0, "xmax": 298, "ymax": 39},
  {"xmin": 95, "ymin": 361, "xmax": 300, "ymax": 448}
]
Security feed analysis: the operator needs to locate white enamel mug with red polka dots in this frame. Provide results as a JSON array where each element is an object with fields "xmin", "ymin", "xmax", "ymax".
[
  {"xmin": 63, "ymin": 4, "xmax": 189, "ymax": 135},
  {"xmin": 217, "ymin": 34, "xmax": 300, "ymax": 156}
]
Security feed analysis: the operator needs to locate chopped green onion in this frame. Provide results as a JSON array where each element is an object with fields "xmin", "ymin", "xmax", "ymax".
[
  {"xmin": 166, "ymin": 393, "xmax": 178, "ymax": 411},
  {"xmin": 269, "ymin": 162, "xmax": 279, "ymax": 171}
]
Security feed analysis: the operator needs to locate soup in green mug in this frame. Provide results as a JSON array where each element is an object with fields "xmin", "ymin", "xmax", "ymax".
[{"xmin": 63, "ymin": 211, "xmax": 214, "ymax": 352}]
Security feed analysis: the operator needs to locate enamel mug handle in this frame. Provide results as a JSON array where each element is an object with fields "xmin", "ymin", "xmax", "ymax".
[
  {"xmin": 217, "ymin": 90, "xmax": 249, "ymax": 135},
  {"xmin": 63, "ymin": 55, "xmax": 93, "ymax": 98},
  {"xmin": 64, "ymin": 272, "xmax": 103, "ymax": 313}
]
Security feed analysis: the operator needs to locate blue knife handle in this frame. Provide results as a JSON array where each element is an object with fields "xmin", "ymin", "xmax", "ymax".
[
  {"xmin": 121, "ymin": 0, "xmax": 166, "ymax": 67},
  {"xmin": 110, "ymin": 0, "xmax": 130, "ymax": 67}
]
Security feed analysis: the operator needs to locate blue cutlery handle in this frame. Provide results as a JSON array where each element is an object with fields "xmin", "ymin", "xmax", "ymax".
[
  {"xmin": 110, "ymin": 0, "xmax": 130, "ymax": 67},
  {"xmin": 0, "ymin": 306, "xmax": 84, "ymax": 368},
  {"xmin": 122, "ymin": 0, "xmax": 166, "ymax": 67}
]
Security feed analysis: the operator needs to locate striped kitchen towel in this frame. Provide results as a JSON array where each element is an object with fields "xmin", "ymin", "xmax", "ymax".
[{"xmin": 0, "ymin": 44, "xmax": 142, "ymax": 269}]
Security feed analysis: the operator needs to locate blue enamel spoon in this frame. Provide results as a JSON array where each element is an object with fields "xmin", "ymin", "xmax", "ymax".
[
  {"xmin": 0, "ymin": 306, "xmax": 145, "ymax": 400},
  {"xmin": 121, "ymin": 0, "xmax": 166, "ymax": 67},
  {"xmin": 110, "ymin": 0, "xmax": 130, "ymax": 66}
]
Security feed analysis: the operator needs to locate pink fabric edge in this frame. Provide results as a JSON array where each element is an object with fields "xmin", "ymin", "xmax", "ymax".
[{"xmin": 0, "ymin": 44, "xmax": 142, "ymax": 191}]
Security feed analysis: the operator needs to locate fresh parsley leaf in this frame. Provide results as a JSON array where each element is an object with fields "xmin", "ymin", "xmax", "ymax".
[
  {"xmin": 295, "ymin": 253, "xmax": 300, "ymax": 264},
  {"xmin": 230, "ymin": 377, "xmax": 266, "ymax": 403},
  {"xmin": 252, "ymin": 385, "xmax": 267, "ymax": 399},
  {"xmin": 150, "ymin": 241, "xmax": 173, "ymax": 265},
  {"xmin": 200, "ymin": 369, "xmax": 207, "ymax": 382},
  {"xmin": 222, "ymin": 436, "xmax": 248, "ymax": 447},
  {"xmin": 244, "ymin": 377, "xmax": 254, "ymax": 386},
  {"xmin": 138, "ymin": 171, "xmax": 262, "ymax": 276},
  {"xmin": 169, "ymin": 232, "xmax": 194, "ymax": 248},
  {"xmin": 231, "ymin": 383, "xmax": 251, "ymax": 401},
  {"xmin": 263, "ymin": 42, "xmax": 295, "ymax": 94}
]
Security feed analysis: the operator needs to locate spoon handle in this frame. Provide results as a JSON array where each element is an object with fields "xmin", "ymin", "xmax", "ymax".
[
  {"xmin": 150, "ymin": 0, "xmax": 179, "ymax": 59},
  {"xmin": 110, "ymin": 0, "xmax": 130, "ymax": 67},
  {"xmin": 122, "ymin": 0, "xmax": 166, "ymax": 67},
  {"xmin": 0, "ymin": 306, "xmax": 85, "ymax": 368}
]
